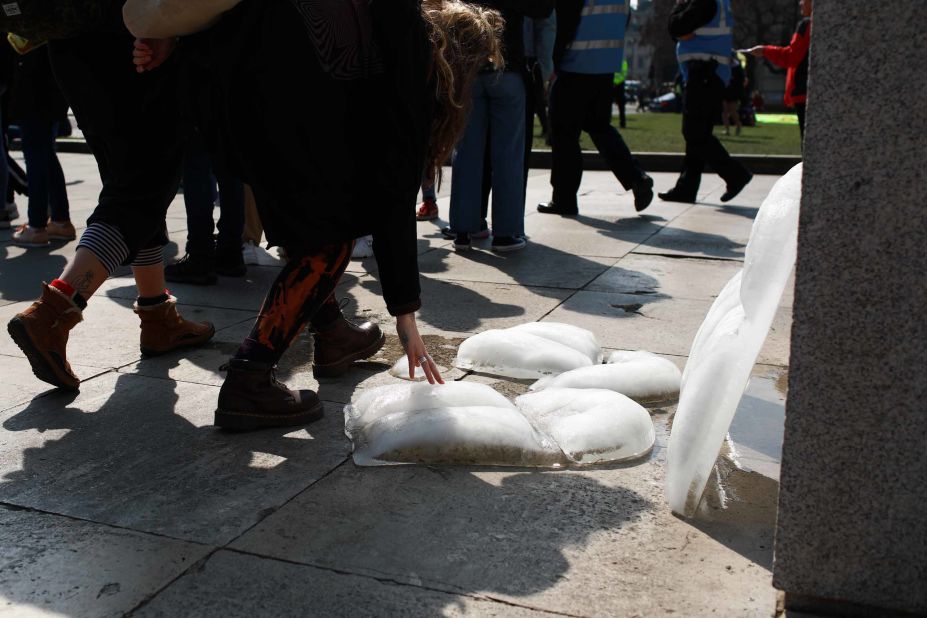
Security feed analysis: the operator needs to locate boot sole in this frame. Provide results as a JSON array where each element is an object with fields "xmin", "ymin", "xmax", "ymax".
[
  {"xmin": 313, "ymin": 332, "xmax": 387, "ymax": 379},
  {"xmin": 215, "ymin": 401, "xmax": 324, "ymax": 431},
  {"xmin": 7, "ymin": 318, "xmax": 80, "ymax": 391},
  {"xmin": 140, "ymin": 323, "xmax": 217, "ymax": 357}
]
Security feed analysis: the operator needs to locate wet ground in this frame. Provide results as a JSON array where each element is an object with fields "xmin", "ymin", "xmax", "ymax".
[{"xmin": 0, "ymin": 154, "xmax": 791, "ymax": 616}]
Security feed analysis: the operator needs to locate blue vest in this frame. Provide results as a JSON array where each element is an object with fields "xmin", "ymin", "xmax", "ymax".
[
  {"xmin": 559, "ymin": 0, "xmax": 629, "ymax": 75},
  {"xmin": 676, "ymin": 0, "xmax": 734, "ymax": 84}
]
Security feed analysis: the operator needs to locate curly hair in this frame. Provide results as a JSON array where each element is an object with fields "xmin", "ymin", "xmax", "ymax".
[{"xmin": 420, "ymin": 0, "xmax": 505, "ymax": 182}]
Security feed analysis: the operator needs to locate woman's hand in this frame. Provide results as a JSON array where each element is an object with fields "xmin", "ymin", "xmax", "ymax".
[
  {"xmin": 397, "ymin": 313, "xmax": 444, "ymax": 385},
  {"xmin": 133, "ymin": 38, "xmax": 177, "ymax": 73},
  {"xmin": 744, "ymin": 45, "xmax": 765, "ymax": 58}
]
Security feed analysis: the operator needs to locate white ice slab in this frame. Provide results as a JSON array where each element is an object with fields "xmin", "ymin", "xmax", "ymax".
[
  {"xmin": 454, "ymin": 323, "xmax": 600, "ymax": 379},
  {"xmin": 531, "ymin": 350, "xmax": 681, "ymax": 404},
  {"xmin": 667, "ymin": 164, "xmax": 803, "ymax": 517},
  {"xmin": 516, "ymin": 389, "xmax": 655, "ymax": 464}
]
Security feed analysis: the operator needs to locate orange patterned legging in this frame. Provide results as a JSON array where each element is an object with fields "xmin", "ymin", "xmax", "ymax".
[{"xmin": 246, "ymin": 241, "xmax": 353, "ymax": 362}]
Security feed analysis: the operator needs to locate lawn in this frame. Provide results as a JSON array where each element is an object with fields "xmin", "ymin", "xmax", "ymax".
[{"xmin": 531, "ymin": 111, "xmax": 802, "ymax": 156}]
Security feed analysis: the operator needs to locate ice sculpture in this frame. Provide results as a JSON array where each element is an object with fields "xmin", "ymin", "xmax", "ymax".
[
  {"xmin": 345, "ymin": 382, "xmax": 564, "ymax": 467},
  {"xmin": 531, "ymin": 350, "xmax": 681, "ymax": 404},
  {"xmin": 667, "ymin": 164, "xmax": 802, "ymax": 517},
  {"xmin": 516, "ymin": 389, "xmax": 655, "ymax": 464},
  {"xmin": 454, "ymin": 322, "xmax": 600, "ymax": 379}
]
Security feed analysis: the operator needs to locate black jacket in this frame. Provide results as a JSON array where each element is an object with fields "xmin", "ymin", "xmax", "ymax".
[{"xmin": 668, "ymin": 0, "xmax": 717, "ymax": 40}]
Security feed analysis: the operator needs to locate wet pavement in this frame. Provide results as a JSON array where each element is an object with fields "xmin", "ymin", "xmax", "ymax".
[{"xmin": 0, "ymin": 153, "xmax": 790, "ymax": 616}]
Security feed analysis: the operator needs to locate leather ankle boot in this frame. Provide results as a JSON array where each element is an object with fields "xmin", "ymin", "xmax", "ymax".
[
  {"xmin": 215, "ymin": 359, "xmax": 323, "ymax": 430},
  {"xmin": 135, "ymin": 296, "xmax": 215, "ymax": 356},
  {"xmin": 313, "ymin": 316, "xmax": 385, "ymax": 378},
  {"xmin": 7, "ymin": 283, "xmax": 83, "ymax": 391}
]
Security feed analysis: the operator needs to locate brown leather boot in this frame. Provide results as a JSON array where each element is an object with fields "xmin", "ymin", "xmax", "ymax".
[
  {"xmin": 312, "ymin": 316, "xmax": 385, "ymax": 378},
  {"xmin": 135, "ymin": 296, "xmax": 215, "ymax": 356},
  {"xmin": 215, "ymin": 359, "xmax": 324, "ymax": 430},
  {"xmin": 7, "ymin": 283, "xmax": 83, "ymax": 391}
]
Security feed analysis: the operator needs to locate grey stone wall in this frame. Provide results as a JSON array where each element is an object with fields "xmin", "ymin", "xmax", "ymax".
[{"xmin": 773, "ymin": 1, "xmax": 927, "ymax": 614}]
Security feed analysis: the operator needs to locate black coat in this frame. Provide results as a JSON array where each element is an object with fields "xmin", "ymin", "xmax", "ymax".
[
  {"xmin": 481, "ymin": 0, "xmax": 555, "ymax": 71},
  {"xmin": 8, "ymin": 47, "xmax": 68, "ymax": 123}
]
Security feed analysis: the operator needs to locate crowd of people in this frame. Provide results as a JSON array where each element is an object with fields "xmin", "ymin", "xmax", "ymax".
[{"xmin": 0, "ymin": 0, "xmax": 810, "ymax": 432}]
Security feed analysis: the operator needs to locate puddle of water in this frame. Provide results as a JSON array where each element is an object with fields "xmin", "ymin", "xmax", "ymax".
[{"xmin": 727, "ymin": 369, "xmax": 787, "ymax": 480}]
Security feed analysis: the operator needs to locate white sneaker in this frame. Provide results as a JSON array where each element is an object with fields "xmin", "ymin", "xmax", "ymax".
[
  {"xmin": 242, "ymin": 240, "xmax": 283, "ymax": 266},
  {"xmin": 351, "ymin": 235, "xmax": 374, "ymax": 259}
]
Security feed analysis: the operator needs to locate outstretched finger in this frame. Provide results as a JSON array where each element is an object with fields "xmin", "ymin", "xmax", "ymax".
[{"xmin": 426, "ymin": 356, "xmax": 445, "ymax": 385}]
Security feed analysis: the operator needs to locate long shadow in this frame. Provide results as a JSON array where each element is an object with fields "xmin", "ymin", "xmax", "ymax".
[{"xmin": 0, "ymin": 242, "xmax": 68, "ymax": 304}]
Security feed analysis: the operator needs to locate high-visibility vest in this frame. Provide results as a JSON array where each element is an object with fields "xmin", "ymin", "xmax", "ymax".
[
  {"xmin": 560, "ymin": 0, "xmax": 629, "ymax": 75},
  {"xmin": 676, "ymin": 0, "xmax": 734, "ymax": 84}
]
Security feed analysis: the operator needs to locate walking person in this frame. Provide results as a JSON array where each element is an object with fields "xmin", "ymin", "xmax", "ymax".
[
  {"xmin": 525, "ymin": 10, "xmax": 557, "ymax": 142},
  {"xmin": 0, "ymin": 44, "xmax": 14, "ymax": 230},
  {"xmin": 7, "ymin": 7, "xmax": 215, "ymax": 392},
  {"xmin": 613, "ymin": 59, "xmax": 629, "ymax": 129},
  {"xmin": 745, "ymin": 0, "xmax": 812, "ymax": 141},
  {"xmin": 658, "ymin": 0, "xmax": 752, "ymax": 204},
  {"xmin": 450, "ymin": 0, "xmax": 554, "ymax": 253},
  {"xmin": 9, "ymin": 48, "xmax": 75, "ymax": 247},
  {"xmin": 125, "ymin": 0, "xmax": 506, "ymax": 429},
  {"xmin": 538, "ymin": 0, "xmax": 654, "ymax": 217}
]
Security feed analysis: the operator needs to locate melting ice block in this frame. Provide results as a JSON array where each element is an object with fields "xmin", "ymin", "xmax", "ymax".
[
  {"xmin": 516, "ymin": 389, "xmax": 655, "ymax": 464},
  {"xmin": 344, "ymin": 382, "xmax": 565, "ymax": 467},
  {"xmin": 454, "ymin": 322, "xmax": 600, "ymax": 379},
  {"xmin": 389, "ymin": 356, "xmax": 446, "ymax": 382},
  {"xmin": 531, "ymin": 350, "xmax": 681, "ymax": 404},
  {"xmin": 667, "ymin": 164, "xmax": 802, "ymax": 517}
]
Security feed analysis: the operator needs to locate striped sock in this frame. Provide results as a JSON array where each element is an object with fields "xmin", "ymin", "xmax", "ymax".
[
  {"xmin": 131, "ymin": 246, "xmax": 164, "ymax": 268},
  {"xmin": 77, "ymin": 223, "xmax": 130, "ymax": 275}
]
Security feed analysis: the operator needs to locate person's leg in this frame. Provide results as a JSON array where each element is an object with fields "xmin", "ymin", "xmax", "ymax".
[
  {"xmin": 180, "ymin": 134, "xmax": 218, "ymax": 257},
  {"xmin": 722, "ymin": 100, "xmax": 732, "ymax": 134},
  {"xmin": 46, "ymin": 122, "xmax": 71, "ymax": 224},
  {"xmin": 697, "ymin": 77, "xmax": 750, "ymax": 191},
  {"xmin": 545, "ymin": 72, "xmax": 586, "ymax": 213},
  {"xmin": 486, "ymin": 71, "xmax": 526, "ymax": 240},
  {"xmin": 585, "ymin": 74, "xmax": 643, "ymax": 191},
  {"xmin": 242, "ymin": 184, "xmax": 263, "ymax": 244},
  {"xmin": 449, "ymin": 76, "xmax": 489, "ymax": 238},
  {"xmin": 234, "ymin": 242, "xmax": 353, "ymax": 365},
  {"xmin": 617, "ymin": 82, "xmax": 627, "ymax": 129},
  {"xmin": 215, "ymin": 170, "xmax": 246, "ymax": 275},
  {"xmin": 19, "ymin": 120, "xmax": 51, "ymax": 230},
  {"xmin": 663, "ymin": 79, "xmax": 712, "ymax": 200}
]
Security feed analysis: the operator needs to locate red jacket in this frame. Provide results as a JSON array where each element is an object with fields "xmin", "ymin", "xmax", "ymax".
[{"xmin": 763, "ymin": 17, "xmax": 811, "ymax": 107}]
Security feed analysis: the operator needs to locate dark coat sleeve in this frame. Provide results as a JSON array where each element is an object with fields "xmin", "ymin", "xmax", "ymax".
[
  {"xmin": 553, "ymin": 0, "xmax": 583, "ymax": 68},
  {"xmin": 668, "ymin": 0, "xmax": 716, "ymax": 40}
]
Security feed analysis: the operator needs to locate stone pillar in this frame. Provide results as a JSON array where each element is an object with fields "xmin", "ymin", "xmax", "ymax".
[{"xmin": 773, "ymin": 2, "xmax": 927, "ymax": 615}]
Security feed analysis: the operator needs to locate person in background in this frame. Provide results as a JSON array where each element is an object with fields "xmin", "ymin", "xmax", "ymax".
[
  {"xmin": 722, "ymin": 52, "xmax": 745, "ymax": 136},
  {"xmin": 613, "ymin": 58, "xmax": 629, "ymax": 129},
  {"xmin": 745, "ymin": 0, "xmax": 812, "ymax": 141},
  {"xmin": 538, "ymin": 0, "xmax": 653, "ymax": 217},
  {"xmin": 0, "ymin": 39, "xmax": 14, "ymax": 230},
  {"xmin": 450, "ymin": 0, "xmax": 554, "ymax": 253},
  {"xmin": 416, "ymin": 167, "xmax": 439, "ymax": 221},
  {"xmin": 9, "ymin": 47, "xmax": 74, "ymax": 247},
  {"xmin": 525, "ymin": 10, "xmax": 557, "ymax": 142},
  {"xmin": 165, "ymin": 132, "xmax": 247, "ymax": 284},
  {"xmin": 658, "ymin": 0, "xmax": 752, "ymax": 204},
  {"xmin": 240, "ymin": 185, "xmax": 283, "ymax": 266}
]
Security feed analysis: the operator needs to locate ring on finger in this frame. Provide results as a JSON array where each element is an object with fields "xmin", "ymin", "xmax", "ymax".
[{"xmin": 417, "ymin": 355, "xmax": 429, "ymax": 364}]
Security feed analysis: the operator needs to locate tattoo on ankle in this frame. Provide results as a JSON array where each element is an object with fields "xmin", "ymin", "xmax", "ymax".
[{"xmin": 73, "ymin": 271, "xmax": 95, "ymax": 294}]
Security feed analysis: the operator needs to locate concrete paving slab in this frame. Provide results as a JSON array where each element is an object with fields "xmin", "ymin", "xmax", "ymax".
[
  {"xmin": 136, "ymin": 549, "xmax": 540, "ymax": 617},
  {"xmin": 542, "ymin": 290, "xmax": 791, "ymax": 366},
  {"xmin": 587, "ymin": 253, "xmax": 743, "ymax": 301},
  {"xmin": 0, "ymin": 372, "xmax": 351, "ymax": 544},
  {"xmin": 0, "ymin": 296, "xmax": 254, "ymax": 371},
  {"xmin": 0, "ymin": 354, "xmax": 109, "ymax": 412},
  {"xmin": 231, "ymin": 459, "xmax": 777, "ymax": 617},
  {"xmin": 0, "ymin": 506, "xmax": 209, "ymax": 618},
  {"xmin": 418, "ymin": 245, "xmax": 616, "ymax": 290}
]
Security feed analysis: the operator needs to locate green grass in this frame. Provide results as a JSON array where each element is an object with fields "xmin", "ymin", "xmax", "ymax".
[{"xmin": 532, "ymin": 111, "xmax": 802, "ymax": 156}]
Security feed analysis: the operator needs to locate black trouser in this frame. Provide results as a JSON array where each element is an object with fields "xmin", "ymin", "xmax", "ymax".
[
  {"xmin": 673, "ymin": 68, "xmax": 749, "ymax": 197},
  {"xmin": 549, "ymin": 71, "xmax": 643, "ymax": 210},
  {"xmin": 47, "ymin": 32, "xmax": 183, "ymax": 261},
  {"xmin": 795, "ymin": 102, "xmax": 806, "ymax": 145},
  {"xmin": 613, "ymin": 82, "xmax": 627, "ymax": 128}
]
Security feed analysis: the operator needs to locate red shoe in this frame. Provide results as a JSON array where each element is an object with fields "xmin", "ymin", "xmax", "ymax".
[{"xmin": 416, "ymin": 198, "xmax": 439, "ymax": 221}]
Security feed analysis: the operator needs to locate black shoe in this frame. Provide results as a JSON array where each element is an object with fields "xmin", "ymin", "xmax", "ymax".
[
  {"xmin": 632, "ymin": 174, "xmax": 654, "ymax": 212},
  {"xmin": 657, "ymin": 189, "xmax": 697, "ymax": 204},
  {"xmin": 442, "ymin": 221, "xmax": 490, "ymax": 240},
  {"xmin": 537, "ymin": 202, "xmax": 578, "ymax": 216},
  {"xmin": 164, "ymin": 253, "xmax": 217, "ymax": 285},
  {"xmin": 454, "ymin": 232, "xmax": 471, "ymax": 251},
  {"xmin": 216, "ymin": 247, "xmax": 247, "ymax": 277},
  {"xmin": 720, "ymin": 173, "xmax": 753, "ymax": 203},
  {"xmin": 491, "ymin": 235, "xmax": 527, "ymax": 252}
]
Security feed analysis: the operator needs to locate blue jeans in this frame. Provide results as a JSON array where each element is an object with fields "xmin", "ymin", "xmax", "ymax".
[
  {"xmin": 182, "ymin": 132, "xmax": 244, "ymax": 256},
  {"xmin": 21, "ymin": 120, "xmax": 69, "ymax": 228},
  {"xmin": 450, "ymin": 71, "xmax": 526, "ymax": 237}
]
